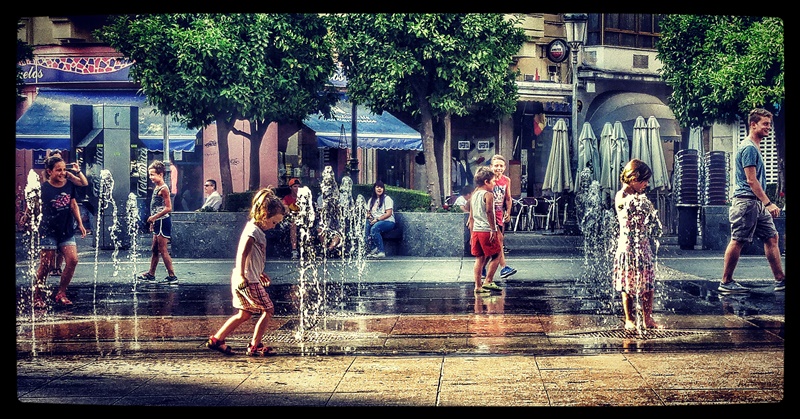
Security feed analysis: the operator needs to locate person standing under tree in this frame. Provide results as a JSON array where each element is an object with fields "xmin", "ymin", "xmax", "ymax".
[
  {"xmin": 613, "ymin": 159, "xmax": 662, "ymax": 330},
  {"xmin": 33, "ymin": 155, "xmax": 88, "ymax": 307},
  {"xmin": 137, "ymin": 160, "xmax": 178, "ymax": 284},
  {"xmin": 719, "ymin": 108, "xmax": 785, "ymax": 293},
  {"xmin": 206, "ymin": 187, "xmax": 286, "ymax": 356},
  {"xmin": 481, "ymin": 154, "xmax": 516, "ymax": 283},
  {"xmin": 468, "ymin": 166, "xmax": 503, "ymax": 294},
  {"xmin": 282, "ymin": 178, "xmax": 302, "ymax": 259}
]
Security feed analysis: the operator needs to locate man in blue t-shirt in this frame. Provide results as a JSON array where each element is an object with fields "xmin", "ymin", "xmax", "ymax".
[{"xmin": 718, "ymin": 108, "xmax": 785, "ymax": 294}]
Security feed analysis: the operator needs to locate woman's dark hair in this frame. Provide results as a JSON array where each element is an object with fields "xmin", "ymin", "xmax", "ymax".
[
  {"xmin": 44, "ymin": 155, "xmax": 64, "ymax": 171},
  {"xmin": 369, "ymin": 180, "xmax": 386, "ymax": 209}
]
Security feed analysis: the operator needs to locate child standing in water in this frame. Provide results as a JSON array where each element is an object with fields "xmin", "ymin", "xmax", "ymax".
[
  {"xmin": 206, "ymin": 187, "xmax": 286, "ymax": 356},
  {"xmin": 613, "ymin": 159, "xmax": 663, "ymax": 330},
  {"xmin": 138, "ymin": 160, "xmax": 178, "ymax": 283},
  {"xmin": 34, "ymin": 155, "xmax": 88, "ymax": 307},
  {"xmin": 468, "ymin": 166, "xmax": 503, "ymax": 294},
  {"xmin": 486, "ymin": 154, "xmax": 516, "ymax": 283}
]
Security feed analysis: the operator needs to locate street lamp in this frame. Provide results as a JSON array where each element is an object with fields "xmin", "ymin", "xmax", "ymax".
[
  {"xmin": 562, "ymin": 13, "xmax": 587, "ymax": 235},
  {"xmin": 563, "ymin": 13, "xmax": 587, "ymax": 165}
]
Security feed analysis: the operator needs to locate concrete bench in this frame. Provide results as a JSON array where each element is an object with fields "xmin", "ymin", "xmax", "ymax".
[{"xmin": 380, "ymin": 225, "xmax": 403, "ymax": 255}]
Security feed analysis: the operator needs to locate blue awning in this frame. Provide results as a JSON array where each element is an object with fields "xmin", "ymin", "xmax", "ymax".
[
  {"xmin": 140, "ymin": 138, "xmax": 196, "ymax": 152},
  {"xmin": 16, "ymin": 88, "xmax": 198, "ymax": 152},
  {"xmin": 304, "ymin": 100, "xmax": 422, "ymax": 151}
]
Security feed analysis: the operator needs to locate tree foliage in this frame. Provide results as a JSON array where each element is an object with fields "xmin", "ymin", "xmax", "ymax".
[
  {"xmin": 326, "ymin": 13, "xmax": 526, "ymax": 206},
  {"xmin": 96, "ymin": 14, "xmax": 338, "ymax": 194},
  {"xmin": 657, "ymin": 15, "xmax": 784, "ymax": 128},
  {"xmin": 657, "ymin": 14, "xmax": 784, "ymax": 199}
]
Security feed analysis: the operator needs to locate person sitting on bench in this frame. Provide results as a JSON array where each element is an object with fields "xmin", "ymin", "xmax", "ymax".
[{"xmin": 364, "ymin": 180, "xmax": 395, "ymax": 258}]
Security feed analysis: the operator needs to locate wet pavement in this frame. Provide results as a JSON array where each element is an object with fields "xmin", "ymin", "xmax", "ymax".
[{"xmin": 16, "ymin": 237, "xmax": 785, "ymax": 407}]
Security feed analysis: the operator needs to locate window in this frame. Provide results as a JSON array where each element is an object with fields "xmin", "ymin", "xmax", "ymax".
[{"xmin": 586, "ymin": 14, "xmax": 663, "ymax": 49}]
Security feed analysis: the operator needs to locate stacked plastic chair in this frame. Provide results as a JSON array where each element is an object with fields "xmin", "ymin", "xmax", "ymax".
[
  {"xmin": 674, "ymin": 149, "xmax": 700, "ymax": 205},
  {"xmin": 673, "ymin": 149, "xmax": 700, "ymax": 249},
  {"xmin": 703, "ymin": 151, "xmax": 728, "ymax": 205}
]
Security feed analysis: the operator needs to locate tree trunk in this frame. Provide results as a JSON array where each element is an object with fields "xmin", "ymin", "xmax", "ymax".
[
  {"xmin": 215, "ymin": 118, "xmax": 234, "ymax": 199},
  {"xmin": 418, "ymin": 100, "xmax": 441, "ymax": 210},
  {"xmin": 247, "ymin": 120, "xmax": 266, "ymax": 191}
]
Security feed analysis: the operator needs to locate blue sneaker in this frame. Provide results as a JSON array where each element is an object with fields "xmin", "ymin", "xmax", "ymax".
[{"xmin": 500, "ymin": 266, "xmax": 517, "ymax": 278}]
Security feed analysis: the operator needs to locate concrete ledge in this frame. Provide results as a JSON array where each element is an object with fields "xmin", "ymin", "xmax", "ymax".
[
  {"xmin": 171, "ymin": 211, "xmax": 470, "ymax": 259},
  {"xmin": 395, "ymin": 212, "xmax": 469, "ymax": 257},
  {"xmin": 170, "ymin": 211, "xmax": 248, "ymax": 259}
]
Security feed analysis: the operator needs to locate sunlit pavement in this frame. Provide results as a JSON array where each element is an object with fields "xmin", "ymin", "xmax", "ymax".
[{"xmin": 16, "ymin": 243, "xmax": 784, "ymax": 407}]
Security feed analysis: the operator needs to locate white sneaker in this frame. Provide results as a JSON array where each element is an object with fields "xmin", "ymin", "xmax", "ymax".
[{"xmin": 372, "ymin": 251, "xmax": 386, "ymax": 258}]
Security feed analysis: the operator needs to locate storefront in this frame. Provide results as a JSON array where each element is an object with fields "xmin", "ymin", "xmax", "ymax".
[{"xmin": 301, "ymin": 98, "xmax": 422, "ymax": 188}]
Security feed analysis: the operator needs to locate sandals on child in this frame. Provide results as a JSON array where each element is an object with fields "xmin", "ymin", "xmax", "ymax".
[
  {"xmin": 206, "ymin": 336, "xmax": 235, "ymax": 355},
  {"xmin": 246, "ymin": 342, "xmax": 276, "ymax": 357},
  {"xmin": 33, "ymin": 294, "xmax": 47, "ymax": 309},
  {"xmin": 54, "ymin": 293, "xmax": 73, "ymax": 306}
]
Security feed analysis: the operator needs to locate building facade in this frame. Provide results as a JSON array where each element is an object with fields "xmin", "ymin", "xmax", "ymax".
[{"xmin": 18, "ymin": 14, "xmax": 780, "ymax": 227}]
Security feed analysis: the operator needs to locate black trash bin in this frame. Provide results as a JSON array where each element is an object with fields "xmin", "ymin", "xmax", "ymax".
[{"xmin": 677, "ymin": 204, "xmax": 700, "ymax": 250}]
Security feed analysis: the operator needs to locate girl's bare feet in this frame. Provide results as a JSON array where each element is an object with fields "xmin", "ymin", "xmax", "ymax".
[
  {"xmin": 645, "ymin": 320, "xmax": 661, "ymax": 329},
  {"xmin": 624, "ymin": 320, "xmax": 636, "ymax": 330}
]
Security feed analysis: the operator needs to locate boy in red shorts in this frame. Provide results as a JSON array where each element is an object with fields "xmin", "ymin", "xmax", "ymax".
[{"xmin": 467, "ymin": 166, "xmax": 503, "ymax": 294}]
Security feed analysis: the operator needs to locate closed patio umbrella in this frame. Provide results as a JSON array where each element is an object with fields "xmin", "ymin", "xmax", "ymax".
[
  {"xmin": 574, "ymin": 122, "xmax": 601, "ymax": 186},
  {"xmin": 608, "ymin": 121, "xmax": 629, "ymax": 193},
  {"xmin": 647, "ymin": 116, "xmax": 671, "ymax": 191},
  {"xmin": 688, "ymin": 126, "xmax": 704, "ymax": 156},
  {"xmin": 543, "ymin": 118, "xmax": 572, "ymax": 195},
  {"xmin": 609, "ymin": 121, "xmax": 631, "ymax": 192},
  {"xmin": 630, "ymin": 116, "xmax": 650, "ymax": 165},
  {"xmin": 598, "ymin": 122, "xmax": 614, "ymax": 192}
]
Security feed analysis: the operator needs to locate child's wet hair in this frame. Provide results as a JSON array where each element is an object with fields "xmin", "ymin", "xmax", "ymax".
[
  {"xmin": 491, "ymin": 154, "xmax": 507, "ymax": 165},
  {"xmin": 620, "ymin": 158, "xmax": 653, "ymax": 185},
  {"xmin": 44, "ymin": 155, "xmax": 64, "ymax": 171},
  {"xmin": 250, "ymin": 187, "xmax": 286, "ymax": 222},
  {"xmin": 148, "ymin": 160, "xmax": 166, "ymax": 175},
  {"xmin": 474, "ymin": 166, "xmax": 494, "ymax": 186}
]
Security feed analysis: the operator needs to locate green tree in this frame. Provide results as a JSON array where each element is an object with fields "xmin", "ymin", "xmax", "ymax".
[
  {"xmin": 17, "ymin": 18, "xmax": 34, "ymax": 104},
  {"xmin": 327, "ymin": 13, "xmax": 526, "ymax": 207},
  {"xmin": 657, "ymin": 15, "xmax": 784, "ymax": 196},
  {"xmin": 96, "ymin": 14, "xmax": 338, "ymax": 196}
]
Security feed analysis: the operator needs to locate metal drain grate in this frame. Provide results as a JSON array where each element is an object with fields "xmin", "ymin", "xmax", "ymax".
[
  {"xmin": 558, "ymin": 329, "xmax": 708, "ymax": 340},
  {"xmin": 263, "ymin": 330, "xmax": 384, "ymax": 343}
]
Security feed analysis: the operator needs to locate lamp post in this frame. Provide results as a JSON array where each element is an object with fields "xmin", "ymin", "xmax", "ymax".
[
  {"xmin": 349, "ymin": 101, "xmax": 359, "ymax": 182},
  {"xmin": 563, "ymin": 13, "xmax": 588, "ymax": 168},
  {"xmin": 562, "ymin": 13, "xmax": 587, "ymax": 235}
]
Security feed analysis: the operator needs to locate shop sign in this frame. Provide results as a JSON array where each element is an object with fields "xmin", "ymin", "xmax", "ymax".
[{"xmin": 546, "ymin": 39, "xmax": 569, "ymax": 64}]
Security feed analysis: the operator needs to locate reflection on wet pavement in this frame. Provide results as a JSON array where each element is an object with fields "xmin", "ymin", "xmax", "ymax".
[{"xmin": 17, "ymin": 279, "xmax": 784, "ymax": 357}]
